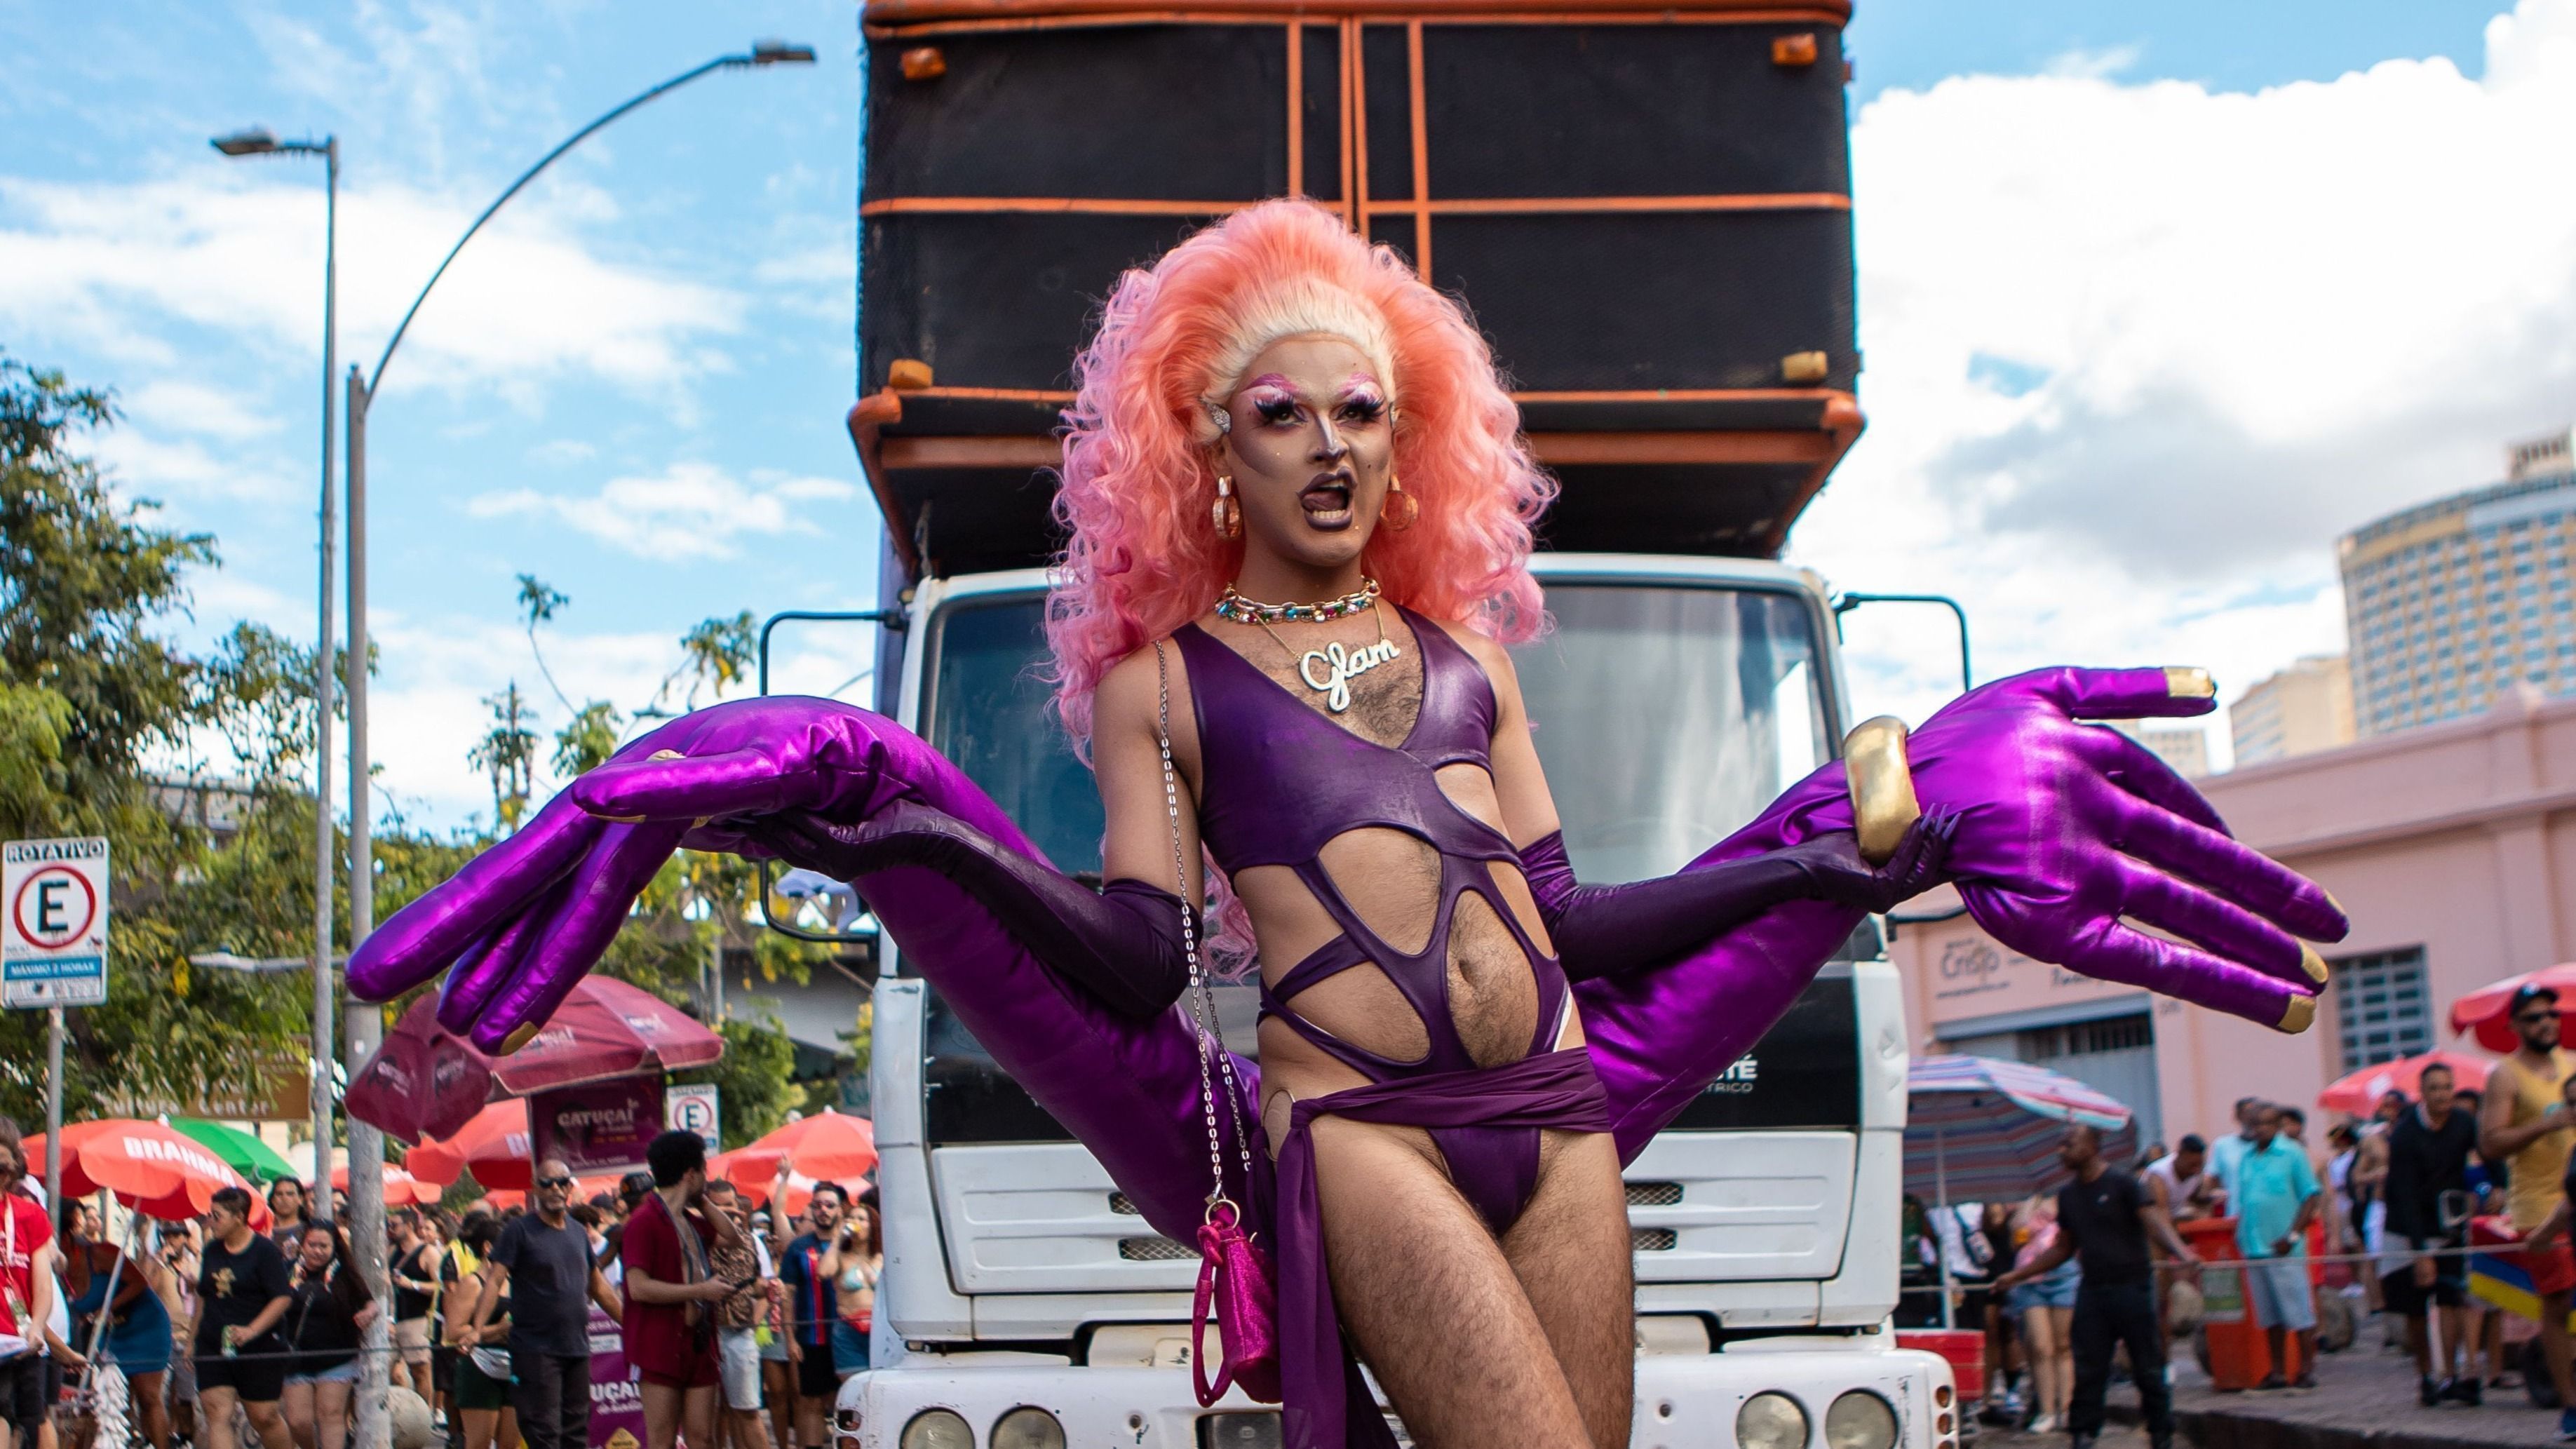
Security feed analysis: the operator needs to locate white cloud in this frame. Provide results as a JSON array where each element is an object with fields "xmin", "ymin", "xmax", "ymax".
[
  {"xmin": 126, "ymin": 379, "xmax": 281, "ymax": 441},
  {"xmin": 91, "ymin": 429, "xmax": 299, "ymax": 506},
  {"xmin": 465, "ymin": 461, "xmax": 857, "ymax": 561},
  {"xmin": 1802, "ymin": 0, "xmax": 2576, "ymax": 755},
  {"xmin": 362, "ymin": 616, "xmax": 687, "ymax": 823},
  {"xmin": 0, "ymin": 173, "xmax": 743, "ymax": 401}
]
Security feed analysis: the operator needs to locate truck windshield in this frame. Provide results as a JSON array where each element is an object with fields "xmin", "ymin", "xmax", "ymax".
[
  {"xmin": 915, "ymin": 581, "xmax": 1854, "ymax": 1143},
  {"xmin": 920, "ymin": 581, "xmax": 1831, "ymax": 882},
  {"xmin": 1509, "ymin": 583, "xmax": 1830, "ymax": 882}
]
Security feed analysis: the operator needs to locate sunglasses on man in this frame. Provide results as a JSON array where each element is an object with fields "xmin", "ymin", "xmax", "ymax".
[{"xmin": 536, "ymin": 1174, "xmax": 576, "ymax": 1189}]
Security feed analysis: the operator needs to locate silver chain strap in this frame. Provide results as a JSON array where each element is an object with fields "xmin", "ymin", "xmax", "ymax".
[{"xmin": 1156, "ymin": 641, "xmax": 1255, "ymax": 1215}]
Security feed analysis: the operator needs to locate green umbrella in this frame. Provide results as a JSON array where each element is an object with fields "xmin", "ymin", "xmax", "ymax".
[{"xmin": 171, "ymin": 1117, "xmax": 301, "ymax": 1185}]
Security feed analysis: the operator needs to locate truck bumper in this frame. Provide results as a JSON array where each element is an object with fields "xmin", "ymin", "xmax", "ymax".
[{"xmin": 834, "ymin": 1343, "xmax": 1959, "ymax": 1449}]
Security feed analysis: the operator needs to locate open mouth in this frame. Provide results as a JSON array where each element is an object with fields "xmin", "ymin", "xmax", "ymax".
[{"xmin": 1300, "ymin": 471, "xmax": 1355, "ymax": 530}]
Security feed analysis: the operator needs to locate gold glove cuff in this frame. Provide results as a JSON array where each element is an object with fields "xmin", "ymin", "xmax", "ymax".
[{"xmin": 1844, "ymin": 716, "xmax": 1922, "ymax": 866}]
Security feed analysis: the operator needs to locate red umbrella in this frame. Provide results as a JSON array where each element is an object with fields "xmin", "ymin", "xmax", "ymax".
[
  {"xmin": 2449, "ymin": 963, "xmax": 2576, "ymax": 1053},
  {"xmin": 2318, "ymin": 1050, "xmax": 2493, "ymax": 1116},
  {"xmin": 717, "ymin": 1110, "xmax": 877, "ymax": 1189},
  {"xmin": 332, "ymin": 1162, "xmax": 440, "ymax": 1208},
  {"xmin": 28, "ymin": 1120, "xmax": 270, "ymax": 1224},
  {"xmin": 405, "ymin": 1100, "xmax": 534, "ymax": 1191},
  {"xmin": 348, "ymin": 977, "xmax": 723, "ymax": 1143}
]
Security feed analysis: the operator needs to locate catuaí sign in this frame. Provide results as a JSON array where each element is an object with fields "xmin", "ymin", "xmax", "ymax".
[{"xmin": 4, "ymin": 837, "xmax": 109, "ymax": 1008}]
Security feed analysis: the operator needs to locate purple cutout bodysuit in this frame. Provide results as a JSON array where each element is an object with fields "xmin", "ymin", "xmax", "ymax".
[{"xmin": 1173, "ymin": 611, "xmax": 1614, "ymax": 1449}]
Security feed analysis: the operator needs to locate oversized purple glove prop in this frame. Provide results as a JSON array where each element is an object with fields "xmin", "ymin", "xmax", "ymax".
[
  {"xmin": 1579, "ymin": 664, "xmax": 2345, "ymax": 1158},
  {"xmin": 346, "ymin": 698, "xmax": 1256, "ymax": 1243}
]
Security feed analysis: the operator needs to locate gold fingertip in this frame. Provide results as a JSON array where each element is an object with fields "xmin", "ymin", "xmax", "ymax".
[
  {"xmin": 648, "ymin": 748, "xmax": 687, "ymax": 762},
  {"xmin": 501, "ymin": 1023, "xmax": 539, "ymax": 1055},
  {"xmin": 2165, "ymin": 666, "xmax": 2216, "ymax": 700},
  {"xmin": 1843, "ymin": 715, "xmax": 1922, "ymax": 866},
  {"xmin": 2300, "ymin": 943, "xmax": 2329, "ymax": 986},
  {"xmin": 2324, "ymin": 889, "xmax": 2347, "ymax": 915},
  {"xmin": 2277, "ymin": 994, "xmax": 2317, "ymax": 1034}
]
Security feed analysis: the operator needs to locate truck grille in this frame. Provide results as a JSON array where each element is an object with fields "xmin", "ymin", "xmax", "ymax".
[
  {"xmin": 1625, "ymin": 1181, "xmax": 1683, "ymax": 1206},
  {"xmin": 1119, "ymin": 1236, "xmax": 1196, "ymax": 1262},
  {"xmin": 1632, "ymin": 1228, "xmax": 1678, "ymax": 1252}
]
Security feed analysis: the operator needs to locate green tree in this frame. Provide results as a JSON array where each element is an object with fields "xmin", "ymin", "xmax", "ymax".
[
  {"xmin": 468, "ymin": 682, "xmax": 541, "ymax": 830},
  {"xmin": 516, "ymin": 574, "xmax": 574, "ymax": 713},
  {"xmin": 553, "ymin": 700, "xmax": 623, "ymax": 777},
  {"xmin": 0, "ymin": 357, "xmax": 306, "ymax": 1121}
]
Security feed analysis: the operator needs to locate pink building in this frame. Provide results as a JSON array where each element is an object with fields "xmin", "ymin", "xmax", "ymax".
[{"xmin": 1889, "ymin": 687, "xmax": 2576, "ymax": 1150}]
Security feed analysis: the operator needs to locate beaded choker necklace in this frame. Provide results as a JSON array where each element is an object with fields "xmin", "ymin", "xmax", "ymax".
[
  {"xmin": 1213, "ymin": 577, "xmax": 1381, "ymax": 624},
  {"xmin": 1213, "ymin": 577, "xmax": 1398, "ymax": 714}
]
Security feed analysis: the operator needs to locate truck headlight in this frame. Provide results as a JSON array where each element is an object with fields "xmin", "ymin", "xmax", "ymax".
[
  {"xmin": 1826, "ymin": 1391, "xmax": 1899, "ymax": 1449},
  {"xmin": 898, "ymin": 1409, "xmax": 975, "ymax": 1449},
  {"xmin": 1737, "ymin": 1392, "xmax": 1809, "ymax": 1449},
  {"xmin": 991, "ymin": 1407, "xmax": 1065, "ymax": 1449}
]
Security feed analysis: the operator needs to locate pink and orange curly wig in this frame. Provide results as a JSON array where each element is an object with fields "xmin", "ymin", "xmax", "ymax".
[{"xmin": 1044, "ymin": 199, "xmax": 1556, "ymax": 749}]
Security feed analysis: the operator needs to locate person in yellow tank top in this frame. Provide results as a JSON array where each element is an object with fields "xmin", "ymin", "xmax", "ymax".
[{"xmin": 2478, "ymin": 982, "xmax": 2576, "ymax": 1420}]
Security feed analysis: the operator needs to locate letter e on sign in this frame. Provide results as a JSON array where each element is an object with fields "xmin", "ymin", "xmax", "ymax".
[{"xmin": 4, "ymin": 836, "xmax": 110, "ymax": 1008}]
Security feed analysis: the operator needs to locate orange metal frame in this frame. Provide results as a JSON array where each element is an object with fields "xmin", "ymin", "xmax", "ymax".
[
  {"xmin": 863, "ymin": 0, "xmax": 1849, "ymax": 27},
  {"xmin": 854, "ymin": 6, "xmax": 1862, "ymax": 574},
  {"xmin": 846, "ymin": 389, "xmax": 1863, "ymax": 575}
]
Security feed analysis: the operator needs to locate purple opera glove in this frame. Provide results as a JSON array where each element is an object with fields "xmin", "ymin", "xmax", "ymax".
[
  {"xmin": 741, "ymin": 802, "xmax": 1189, "ymax": 1018},
  {"xmin": 1515, "ymin": 814, "xmax": 1956, "ymax": 982},
  {"xmin": 345, "ymin": 696, "xmax": 1260, "ymax": 1243},
  {"xmin": 1577, "ymin": 665, "xmax": 2347, "ymax": 1161}
]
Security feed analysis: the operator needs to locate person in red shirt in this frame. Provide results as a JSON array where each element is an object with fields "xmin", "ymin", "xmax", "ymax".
[
  {"xmin": 0, "ymin": 1126, "xmax": 62, "ymax": 1449},
  {"xmin": 622, "ymin": 1131, "xmax": 743, "ymax": 1449}
]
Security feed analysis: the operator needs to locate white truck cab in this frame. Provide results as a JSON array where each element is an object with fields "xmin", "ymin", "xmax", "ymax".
[{"xmin": 814, "ymin": 555, "xmax": 1957, "ymax": 1449}]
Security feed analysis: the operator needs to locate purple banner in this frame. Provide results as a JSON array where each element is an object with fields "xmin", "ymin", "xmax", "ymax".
[
  {"xmin": 528, "ymin": 1074, "xmax": 664, "ymax": 1178},
  {"xmin": 586, "ymin": 1300, "xmax": 645, "ymax": 1449}
]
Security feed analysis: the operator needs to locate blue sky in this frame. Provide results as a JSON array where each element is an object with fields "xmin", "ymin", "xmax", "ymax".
[{"xmin": 4, "ymin": 0, "xmax": 2569, "ymax": 821}]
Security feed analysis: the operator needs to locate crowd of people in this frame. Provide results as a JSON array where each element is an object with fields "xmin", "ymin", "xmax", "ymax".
[
  {"xmin": 1901, "ymin": 980, "xmax": 2576, "ymax": 1443},
  {"xmin": 0, "ymin": 1124, "xmax": 884, "ymax": 1449}
]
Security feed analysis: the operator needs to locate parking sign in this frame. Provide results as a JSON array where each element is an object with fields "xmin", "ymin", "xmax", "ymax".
[
  {"xmin": 667, "ymin": 1083, "xmax": 720, "ymax": 1152},
  {"xmin": 5, "ymin": 837, "xmax": 109, "ymax": 1008}
]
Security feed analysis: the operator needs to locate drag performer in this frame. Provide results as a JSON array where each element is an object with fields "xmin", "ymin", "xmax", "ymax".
[{"xmin": 350, "ymin": 201, "xmax": 2345, "ymax": 1449}]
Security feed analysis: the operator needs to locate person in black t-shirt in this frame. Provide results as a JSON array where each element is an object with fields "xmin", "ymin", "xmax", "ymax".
[
  {"xmin": 192, "ymin": 1187, "xmax": 295, "ymax": 1449},
  {"xmin": 476, "ymin": 1160, "xmax": 623, "ymax": 1449},
  {"xmin": 1995, "ymin": 1124, "xmax": 2196, "ymax": 1449},
  {"xmin": 2383, "ymin": 1060, "xmax": 2481, "ymax": 1406},
  {"xmin": 281, "ymin": 1223, "xmax": 377, "ymax": 1449}
]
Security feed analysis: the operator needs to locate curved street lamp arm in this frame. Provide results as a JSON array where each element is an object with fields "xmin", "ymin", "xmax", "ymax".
[{"xmin": 365, "ymin": 53, "xmax": 745, "ymax": 395}]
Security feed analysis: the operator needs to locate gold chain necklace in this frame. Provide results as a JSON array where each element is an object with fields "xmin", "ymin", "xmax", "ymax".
[{"xmin": 1218, "ymin": 584, "xmax": 1401, "ymax": 715}]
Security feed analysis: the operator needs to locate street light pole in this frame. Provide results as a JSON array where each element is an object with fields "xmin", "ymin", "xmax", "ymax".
[
  {"xmin": 210, "ymin": 126, "xmax": 339, "ymax": 1215},
  {"xmin": 337, "ymin": 45, "xmax": 812, "ymax": 1449}
]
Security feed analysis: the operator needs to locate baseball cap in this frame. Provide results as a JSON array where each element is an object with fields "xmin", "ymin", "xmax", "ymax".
[{"xmin": 2511, "ymin": 983, "xmax": 2561, "ymax": 1014}]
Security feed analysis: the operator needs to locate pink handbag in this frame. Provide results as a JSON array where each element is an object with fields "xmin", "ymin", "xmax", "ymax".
[
  {"xmin": 1194, "ymin": 1199, "xmax": 1281, "ymax": 1404},
  {"xmin": 1156, "ymin": 642, "xmax": 1283, "ymax": 1407}
]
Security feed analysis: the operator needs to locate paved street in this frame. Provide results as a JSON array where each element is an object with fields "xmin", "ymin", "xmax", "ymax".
[{"xmin": 1975, "ymin": 1336, "xmax": 2570, "ymax": 1449}]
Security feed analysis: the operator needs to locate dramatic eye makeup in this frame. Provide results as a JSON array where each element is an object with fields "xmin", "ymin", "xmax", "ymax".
[
  {"xmin": 1236, "ymin": 374, "xmax": 1302, "ymax": 426},
  {"xmin": 1335, "ymin": 375, "xmax": 1387, "ymax": 424}
]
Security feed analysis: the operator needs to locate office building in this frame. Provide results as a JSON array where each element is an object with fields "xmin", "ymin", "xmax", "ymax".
[
  {"xmin": 2107, "ymin": 720, "xmax": 2211, "ymax": 779},
  {"xmin": 2230, "ymin": 655, "xmax": 2355, "ymax": 767},
  {"xmin": 2340, "ymin": 434, "xmax": 2576, "ymax": 736}
]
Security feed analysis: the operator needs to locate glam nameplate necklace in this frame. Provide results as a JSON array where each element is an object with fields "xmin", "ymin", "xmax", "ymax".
[{"xmin": 1215, "ymin": 577, "xmax": 1401, "ymax": 714}]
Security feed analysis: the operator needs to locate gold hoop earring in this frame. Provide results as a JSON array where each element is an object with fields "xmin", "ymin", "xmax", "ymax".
[
  {"xmin": 1381, "ymin": 475, "xmax": 1418, "ymax": 532},
  {"xmin": 1211, "ymin": 474, "xmax": 1243, "ymax": 539}
]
